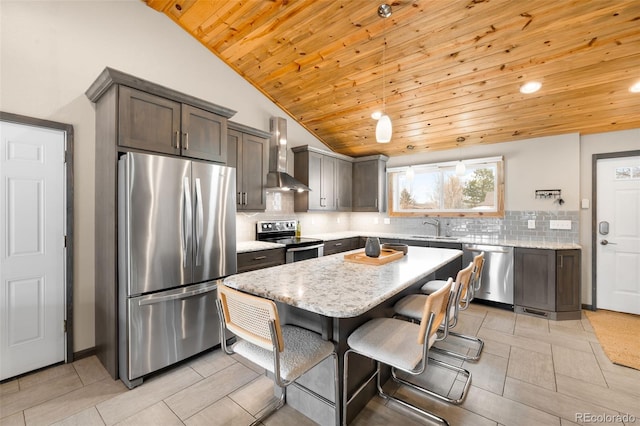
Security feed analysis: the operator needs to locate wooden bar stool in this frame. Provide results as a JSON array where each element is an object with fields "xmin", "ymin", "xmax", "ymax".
[
  {"xmin": 421, "ymin": 252, "xmax": 483, "ymax": 310},
  {"xmin": 217, "ymin": 285, "xmax": 339, "ymax": 426},
  {"xmin": 468, "ymin": 252, "xmax": 485, "ymax": 303},
  {"xmin": 395, "ymin": 260, "xmax": 483, "ymax": 365},
  {"xmin": 343, "ymin": 278, "xmax": 453, "ymax": 425}
]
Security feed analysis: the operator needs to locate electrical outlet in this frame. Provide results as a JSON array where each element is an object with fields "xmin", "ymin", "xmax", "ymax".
[
  {"xmin": 528, "ymin": 220, "xmax": 535, "ymax": 229},
  {"xmin": 383, "ymin": 218, "xmax": 390, "ymax": 225},
  {"xmin": 373, "ymin": 217, "xmax": 379, "ymax": 224},
  {"xmin": 550, "ymin": 220, "xmax": 571, "ymax": 230}
]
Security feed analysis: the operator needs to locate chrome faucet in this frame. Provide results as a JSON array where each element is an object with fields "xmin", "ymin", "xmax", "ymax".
[{"xmin": 422, "ymin": 218, "xmax": 440, "ymax": 237}]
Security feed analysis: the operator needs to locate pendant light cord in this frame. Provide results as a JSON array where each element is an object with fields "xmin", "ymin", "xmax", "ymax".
[{"xmin": 382, "ymin": 16, "xmax": 386, "ymax": 113}]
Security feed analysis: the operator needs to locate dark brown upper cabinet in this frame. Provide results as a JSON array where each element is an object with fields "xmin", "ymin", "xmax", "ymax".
[
  {"xmin": 119, "ymin": 86, "xmax": 227, "ymax": 163},
  {"xmin": 227, "ymin": 122, "xmax": 270, "ymax": 212}
]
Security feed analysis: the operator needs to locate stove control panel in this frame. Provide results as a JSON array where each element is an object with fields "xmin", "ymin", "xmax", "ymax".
[{"xmin": 257, "ymin": 220, "xmax": 297, "ymax": 235}]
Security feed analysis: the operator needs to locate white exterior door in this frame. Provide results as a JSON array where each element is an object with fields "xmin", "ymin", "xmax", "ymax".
[
  {"xmin": 0, "ymin": 121, "xmax": 66, "ymax": 380},
  {"xmin": 596, "ymin": 155, "xmax": 640, "ymax": 314}
]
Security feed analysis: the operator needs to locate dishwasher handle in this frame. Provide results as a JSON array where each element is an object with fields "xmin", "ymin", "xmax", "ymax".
[{"xmin": 464, "ymin": 245, "xmax": 512, "ymax": 254}]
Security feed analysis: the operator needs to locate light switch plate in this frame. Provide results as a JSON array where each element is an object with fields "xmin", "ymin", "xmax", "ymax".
[
  {"xmin": 581, "ymin": 198, "xmax": 590, "ymax": 209},
  {"xmin": 550, "ymin": 220, "xmax": 572, "ymax": 230},
  {"xmin": 528, "ymin": 220, "xmax": 535, "ymax": 229}
]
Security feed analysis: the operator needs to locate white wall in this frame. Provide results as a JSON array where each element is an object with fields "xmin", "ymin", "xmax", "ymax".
[
  {"xmin": 387, "ymin": 133, "xmax": 581, "ymax": 211},
  {"xmin": 0, "ymin": 0, "xmax": 327, "ymax": 352},
  {"xmin": 579, "ymin": 129, "xmax": 640, "ymax": 306}
]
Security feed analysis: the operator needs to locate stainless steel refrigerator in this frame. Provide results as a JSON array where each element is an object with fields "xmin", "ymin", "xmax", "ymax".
[{"xmin": 117, "ymin": 152, "xmax": 236, "ymax": 389}]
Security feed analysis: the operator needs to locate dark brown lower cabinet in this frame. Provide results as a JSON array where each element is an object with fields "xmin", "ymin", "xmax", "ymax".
[
  {"xmin": 237, "ymin": 248, "xmax": 286, "ymax": 273},
  {"xmin": 323, "ymin": 237, "xmax": 360, "ymax": 256},
  {"xmin": 514, "ymin": 248, "xmax": 581, "ymax": 320}
]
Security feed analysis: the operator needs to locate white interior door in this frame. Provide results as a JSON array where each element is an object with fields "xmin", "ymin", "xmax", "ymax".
[
  {"xmin": 596, "ymin": 155, "xmax": 640, "ymax": 314},
  {"xmin": 0, "ymin": 121, "xmax": 66, "ymax": 380}
]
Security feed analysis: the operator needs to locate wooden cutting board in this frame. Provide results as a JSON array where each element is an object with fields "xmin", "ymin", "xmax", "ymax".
[{"xmin": 344, "ymin": 249, "xmax": 404, "ymax": 265}]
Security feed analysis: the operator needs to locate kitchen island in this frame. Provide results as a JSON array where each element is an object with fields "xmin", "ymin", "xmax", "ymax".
[{"xmin": 223, "ymin": 246, "xmax": 462, "ymax": 425}]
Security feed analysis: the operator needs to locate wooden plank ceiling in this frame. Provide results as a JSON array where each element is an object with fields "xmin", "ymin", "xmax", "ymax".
[{"xmin": 145, "ymin": 0, "xmax": 640, "ymax": 158}]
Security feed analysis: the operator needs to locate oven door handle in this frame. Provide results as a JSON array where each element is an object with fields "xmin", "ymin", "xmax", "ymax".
[{"xmin": 286, "ymin": 243, "xmax": 324, "ymax": 252}]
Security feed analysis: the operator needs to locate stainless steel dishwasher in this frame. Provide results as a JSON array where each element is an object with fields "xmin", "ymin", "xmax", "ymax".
[{"xmin": 463, "ymin": 244, "xmax": 514, "ymax": 306}]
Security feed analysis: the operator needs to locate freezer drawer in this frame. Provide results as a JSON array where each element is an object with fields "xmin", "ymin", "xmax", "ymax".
[{"xmin": 121, "ymin": 281, "xmax": 222, "ymax": 383}]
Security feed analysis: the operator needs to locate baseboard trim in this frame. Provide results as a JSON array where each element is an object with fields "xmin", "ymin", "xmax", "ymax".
[{"xmin": 73, "ymin": 347, "xmax": 96, "ymax": 361}]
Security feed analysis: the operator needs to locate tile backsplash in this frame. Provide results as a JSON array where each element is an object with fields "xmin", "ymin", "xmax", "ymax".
[
  {"xmin": 349, "ymin": 211, "xmax": 579, "ymax": 243},
  {"xmin": 236, "ymin": 191, "xmax": 579, "ymax": 244},
  {"xmin": 235, "ymin": 191, "xmax": 351, "ymax": 241}
]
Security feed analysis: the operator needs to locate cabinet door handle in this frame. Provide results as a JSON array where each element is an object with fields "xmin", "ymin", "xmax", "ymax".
[
  {"xmin": 375, "ymin": 198, "xmax": 378, "ymax": 208},
  {"xmin": 253, "ymin": 256, "xmax": 267, "ymax": 260},
  {"xmin": 243, "ymin": 192, "xmax": 248, "ymax": 205},
  {"xmin": 183, "ymin": 132, "xmax": 189, "ymax": 150},
  {"xmin": 559, "ymin": 255, "xmax": 563, "ymax": 268},
  {"xmin": 175, "ymin": 130, "xmax": 180, "ymax": 150},
  {"xmin": 335, "ymin": 243, "xmax": 342, "ymax": 246},
  {"xmin": 237, "ymin": 192, "xmax": 242, "ymax": 205}
]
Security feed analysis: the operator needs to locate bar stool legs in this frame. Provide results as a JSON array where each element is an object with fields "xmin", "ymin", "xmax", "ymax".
[{"xmin": 343, "ymin": 351, "xmax": 450, "ymax": 426}]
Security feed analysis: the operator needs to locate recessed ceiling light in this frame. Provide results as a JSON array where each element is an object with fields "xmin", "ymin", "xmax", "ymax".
[
  {"xmin": 630, "ymin": 81, "xmax": 640, "ymax": 93},
  {"xmin": 520, "ymin": 81, "xmax": 542, "ymax": 94},
  {"xmin": 371, "ymin": 111, "xmax": 382, "ymax": 120}
]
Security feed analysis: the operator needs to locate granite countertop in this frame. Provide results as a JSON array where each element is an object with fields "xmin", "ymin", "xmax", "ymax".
[
  {"xmin": 305, "ymin": 231, "xmax": 581, "ymax": 250},
  {"xmin": 236, "ymin": 240, "xmax": 285, "ymax": 253},
  {"xmin": 223, "ymin": 246, "xmax": 462, "ymax": 318}
]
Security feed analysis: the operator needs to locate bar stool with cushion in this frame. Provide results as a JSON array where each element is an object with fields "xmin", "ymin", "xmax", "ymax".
[
  {"xmin": 343, "ymin": 278, "xmax": 453, "ymax": 426},
  {"xmin": 217, "ymin": 285, "xmax": 339, "ymax": 426},
  {"xmin": 421, "ymin": 252, "xmax": 483, "ymax": 310},
  {"xmin": 394, "ymin": 261, "xmax": 483, "ymax": 363},
  {"xmin": 468, "ymin": 252, "xmax": 485, "ymax": 302}
]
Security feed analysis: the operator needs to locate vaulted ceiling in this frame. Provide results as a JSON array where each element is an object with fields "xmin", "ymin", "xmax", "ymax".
[{"xmin": 145, "ymin": 0, "xmax": 640, "ymax": 158}]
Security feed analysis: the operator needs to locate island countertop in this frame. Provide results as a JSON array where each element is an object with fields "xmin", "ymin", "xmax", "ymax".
[{"xmin": 223, "ymin": 246, "xmax": 462, "ymax": 318}]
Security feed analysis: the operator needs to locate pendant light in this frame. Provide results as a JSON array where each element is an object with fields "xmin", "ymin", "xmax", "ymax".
[
  {"xmin": 375, "ymin": 4, "xmax": 392, "ymax": 143},
  {"xmin": 455, "ymin": 137, "xmax": 466, "ymax": 176}
]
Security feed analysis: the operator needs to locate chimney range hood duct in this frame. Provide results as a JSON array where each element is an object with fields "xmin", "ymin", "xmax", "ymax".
[{"xmin": 266, "ymin": 117, "xmax": 310, "ymax": 192}]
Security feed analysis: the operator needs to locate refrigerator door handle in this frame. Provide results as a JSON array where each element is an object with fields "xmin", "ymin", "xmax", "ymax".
[
  {"xmin": 137, "ymin": 282, "xmax": 218, "ymax": 306},
  {"xmin": 182, "ymin": 177, "xmax": 193, "ymax": 269},
  {"xmin": 195, "ymin": 178, "xmax": 204, "ymax": 266}
]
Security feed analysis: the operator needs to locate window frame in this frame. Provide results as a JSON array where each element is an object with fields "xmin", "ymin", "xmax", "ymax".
[{"xmin": 387, "ymin": 156, "xmax": 505, "ymax": 218}]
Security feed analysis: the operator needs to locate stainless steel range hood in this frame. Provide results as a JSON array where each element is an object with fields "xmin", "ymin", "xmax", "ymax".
[{"xmin": 266, "ymin": 117, "xmax": 310, "ymax": 192}]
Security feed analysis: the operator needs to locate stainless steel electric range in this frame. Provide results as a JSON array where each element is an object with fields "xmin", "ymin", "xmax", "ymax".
[{"xmin": 256, "ymin": 220, "xmax": 324, "ymax": 263}]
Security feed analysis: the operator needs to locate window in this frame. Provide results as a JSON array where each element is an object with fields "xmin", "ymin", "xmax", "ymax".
[{"xmin": 388, "ymin": 156, "xmax": 504, "ymax": 217}]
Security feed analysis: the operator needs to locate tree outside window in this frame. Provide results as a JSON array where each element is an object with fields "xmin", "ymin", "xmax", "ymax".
[{"xmin": 388, "ymin": 157, "xmax": 504, "ymax": 217}]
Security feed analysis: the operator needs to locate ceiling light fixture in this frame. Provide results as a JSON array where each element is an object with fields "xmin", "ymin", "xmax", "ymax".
[
  {"xmin": 406, "ymin": 166, "xmax": 414, "ymax": 181},
  {"xmin": 455, "ymin": 137, "xmax": 466, "ymax": 176},
  {"xmin": 375, "ymin": 4, "xmax": 392, "ymax": 143},
  {"xmin": 630, "ymin": 81, "xmax": 640, "ymax": 93},
  {"xmin": 520, "ymin": 81, "xmax": 542, "ymax": 94}
]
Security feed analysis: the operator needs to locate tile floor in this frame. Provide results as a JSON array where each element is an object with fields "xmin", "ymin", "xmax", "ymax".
[{"xmin": 1, "ymin": 303, "xmax": 639, "ymax": 426}]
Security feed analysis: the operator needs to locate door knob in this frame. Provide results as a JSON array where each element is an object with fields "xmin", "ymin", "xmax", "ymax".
[{"xmin": 600, "ymin": 239, "xmax": 617, "ymax": 245}]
